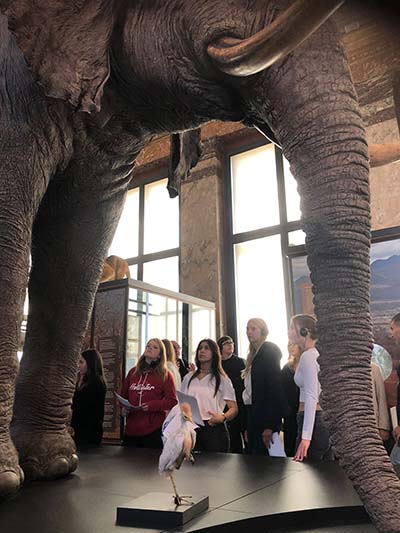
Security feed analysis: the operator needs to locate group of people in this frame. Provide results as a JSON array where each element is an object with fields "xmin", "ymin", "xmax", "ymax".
[{"xmin": 71, "ymin": 313, "xmax": 336, "ymax": 462}]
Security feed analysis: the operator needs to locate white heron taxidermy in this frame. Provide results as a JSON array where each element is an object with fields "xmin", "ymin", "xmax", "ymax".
[{"xmin": 159, "ymin": 402, "xmax": 197, "ymax": 505}]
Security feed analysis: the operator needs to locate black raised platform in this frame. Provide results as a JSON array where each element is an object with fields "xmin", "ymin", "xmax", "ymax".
[
  {"xmin": 117, "ymin": 492, "xmax": 209, "ymax": 527},
  {"xmin": 0, "ymin": 446, "xmax": 376, "ymax": 532}
]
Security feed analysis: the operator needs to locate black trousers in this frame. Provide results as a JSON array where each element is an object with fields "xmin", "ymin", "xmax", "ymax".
[
  {"xmin": 195, "ymin": 421, "xmax": 230, "ymax": 453},
  {"xmin": 123, "ymin": 427, "xmax": 163, "ymax": 449},
  {"xmin": 296, "ymin": 411, "xmax": 332, "ymax": 461},
  {"xmin": 227, "ymin": 416, "xmax": 245, "ymax": 454},
  {"xmin": 283, "ymin": 415, "xmax": 298, "ymax": 457},
  {"xmin": 246, "ymin": 405, "xmax": 270, "ymax": 455}
]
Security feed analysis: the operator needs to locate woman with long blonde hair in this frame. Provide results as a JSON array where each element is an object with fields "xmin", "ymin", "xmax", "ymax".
[
  {"xmin": 120, "ymin": 338, "xmax": 177, "ymax": 448},
  {"xmin": 242, "ymin": 318, "xmax": 287, "ymax": 455}
]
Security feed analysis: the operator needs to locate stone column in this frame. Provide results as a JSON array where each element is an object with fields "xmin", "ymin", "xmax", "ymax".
[{"xmin": 180, "ymin": 138, "xmax": 227, "ymax": 337}]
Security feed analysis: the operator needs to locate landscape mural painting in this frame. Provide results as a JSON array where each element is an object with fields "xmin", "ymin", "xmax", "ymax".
[{"xmin": 292, "ymin": 237, "xmax": 400, "ymax": 407}]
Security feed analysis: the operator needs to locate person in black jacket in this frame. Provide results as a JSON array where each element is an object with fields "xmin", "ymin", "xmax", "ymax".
[
  {"xmin": 172, "ymin": 340, "xmax": 190, "ymax": 380},
  {"xmin": 217, "ymin": 335, "xmax": 246, "ymax": 453},
  {"xmin": 71, "ymin": 349, "xmax": 107, "ymax": 447},
  {"xmin": 242, "ymin": 318, "xmax": 288, "ymax": 455}
]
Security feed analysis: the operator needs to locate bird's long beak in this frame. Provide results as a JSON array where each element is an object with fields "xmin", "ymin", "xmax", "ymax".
[{"xmin": 180, "ymin": 402, "xmax": 193, "ymax": 422}]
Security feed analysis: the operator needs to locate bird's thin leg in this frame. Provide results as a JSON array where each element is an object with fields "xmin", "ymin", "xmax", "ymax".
[
  {"xmin": 169, "ymin": 473, "xmax": 192, "ymax": 506},
  {"xmin": 170, "ymin": 473, "xmax": 182, "ymax": 505}
]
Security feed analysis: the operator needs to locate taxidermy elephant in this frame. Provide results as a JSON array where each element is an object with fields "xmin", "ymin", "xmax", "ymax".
[{"xmin": 0, "ymin": 0, "xmax": 399, "ymax": 529}]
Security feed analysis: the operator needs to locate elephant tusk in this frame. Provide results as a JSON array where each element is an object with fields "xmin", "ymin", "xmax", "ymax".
[
  {"xmin": 207, "ymin": 0, "xmax": 345, "ymax": 77},
  {"xmin": 369, "ymin": 142, "xmax": 400, "ymax": 168}
]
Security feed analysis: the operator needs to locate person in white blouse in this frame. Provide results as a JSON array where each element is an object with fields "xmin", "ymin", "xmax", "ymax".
[
  {"xmin": 181, "ymin": 339, "xmax": 238, "ymax": 452},
  {"xmin": 288, "ymin": 314, "xmax": 331, "ymax": 462}
]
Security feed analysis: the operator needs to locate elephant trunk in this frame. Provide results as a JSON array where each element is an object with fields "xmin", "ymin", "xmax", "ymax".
[{"xmin": 247, "ymin": 22, "xmax": 400, "ymax": 530}]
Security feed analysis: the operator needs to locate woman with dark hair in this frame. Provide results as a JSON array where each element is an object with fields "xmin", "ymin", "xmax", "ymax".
[
  {"xmin": 242, "ymin": 318, "xmax": 288, "ymax": 455},
  {"xmin": 217, "ymin": 335, "xmax": 246, "ymax": 453},
  {"xmin": 289, "ymin": 314, "xmax": 331, "ymax": 461},
  {"xmin": 121, "ymin": 338, "xmax": 177, "ymax": 448},
  {"xmin": 181, "ymin": 339, "xmax": 238, "ymax": 452},
  {"xmin": 71, "ymin": 349, "xmax": 107, "ymax": 447}
]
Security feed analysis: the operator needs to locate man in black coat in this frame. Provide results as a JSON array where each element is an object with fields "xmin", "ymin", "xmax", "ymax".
[{"xmin": 218, "ymin": 336, "xmax": 246, "ymax": 453}]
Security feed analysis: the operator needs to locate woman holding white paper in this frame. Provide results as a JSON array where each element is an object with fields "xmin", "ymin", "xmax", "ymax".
[
  {"xmin": 181, "ymin": 339, "xmax": 238, "ymax": 452},
  {"xmin": 288, "ymin": 314, "xmax": 331, "ymax": 462},
  {"xmin": 120, "ymin": 338, "xmax": 177, "ymax": 448}
]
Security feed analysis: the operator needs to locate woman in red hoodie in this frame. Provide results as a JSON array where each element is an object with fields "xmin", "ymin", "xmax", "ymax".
[{"xmin": 121, "ymin": 338, "xmax": 177, "ymax": 448}]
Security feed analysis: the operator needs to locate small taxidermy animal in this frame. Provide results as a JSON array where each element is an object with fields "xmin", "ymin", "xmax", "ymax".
[{"xmin": 100, "ymin": 255, "xmax": 130, "ymax": 282}]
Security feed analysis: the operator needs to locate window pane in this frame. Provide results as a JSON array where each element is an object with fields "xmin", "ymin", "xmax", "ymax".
[
  {"xmin": 370, "ymin": 239, "xmax": 400, "ymax": 407},
  {"xmin": 188, "ymin": 305, "xmax": 216, "ymax": 364},
  {"xmin": 291, "ymin": 256, "xmax": 313, "ymax": 316},
  {"xmin": 144, "ymin": 179, "xmax": 179, "ymax": 254},
  {"xmin": 143, "ymin": 256, "xmax": 179, "ymax": 292},
  {"xmin": 231, "ymin": 144, "xmax": 279, "ymax": 233},
  {"xmin": 129, "ymin": 264, "xmax": 138, "ymax": 280},
  {"xmin": 288, "ymin": 230, "xmax": 306, "ymax": 246},
  {"xmin": 291, "ymin": 240, "xmax": 400, "ymax": 405},
  {"xmin": 235, "ymin": 235, "xmax": 288, "ymax": 361},
  {"xmin": 284, "ymin": 156, "xmax": 301, "ymax": 223},
  {"xmin": 109, "ymin": 188, "xmax": 139, "ymax": 258}
]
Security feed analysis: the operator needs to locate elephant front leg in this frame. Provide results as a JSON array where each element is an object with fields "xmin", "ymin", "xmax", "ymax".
[
  {"xmin": 0, "ymin": 146, "xmax": 53, "ymax": 497},
  {"xmin": 11, "ymin": 168, "xmax": 129, "ymax": 480},
  {"xmin": 0, "ymin": 226, "xmax": 27, "ymax": 498}
]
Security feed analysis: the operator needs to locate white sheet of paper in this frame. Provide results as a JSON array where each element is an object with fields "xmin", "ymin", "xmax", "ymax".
[
  {"xmin": 268, "ymin": 432, "xmax": 287, "ymax": 457},
  {"xmin": 176, "ymin": 390, "xmax": 204, "ymax": 426},
  {"xmin": 391, "ymin": 406, "xmax": 398, "ymax": 429},
  {"xmin": 114, "ymin": 392, "xmax": 142, "ymax": 410}
]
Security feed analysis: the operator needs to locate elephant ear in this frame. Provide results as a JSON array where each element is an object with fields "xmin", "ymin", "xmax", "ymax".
[
  {"xmin": 168, "ymin": 129, "xmax": 202, "ymax": 198},
  {"xmin": 1, "ymin": 0, "xmax": 119, "ymax": 112}
]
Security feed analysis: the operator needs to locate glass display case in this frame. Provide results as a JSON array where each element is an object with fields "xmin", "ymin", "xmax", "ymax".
[{"xmin": 84, "ymin": 278, "xmax": 216, "ymax": 441}]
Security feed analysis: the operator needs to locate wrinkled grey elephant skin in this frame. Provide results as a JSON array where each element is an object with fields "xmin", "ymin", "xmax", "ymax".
[{"xmin": 0, "ymin": 1, "xmax": 400, "ymax": 530}]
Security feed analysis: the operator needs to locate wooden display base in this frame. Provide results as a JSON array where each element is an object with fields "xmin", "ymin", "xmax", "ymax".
[{"xmin": 116, "ymin": 492, "xmax": 209, "ymax": 528}]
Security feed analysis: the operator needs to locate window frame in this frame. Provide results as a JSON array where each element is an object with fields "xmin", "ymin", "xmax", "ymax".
[
  {"xmin": 117, "ymin": 169, "xmax": 181, "ymax": 290},
  {"xmin": 224, "ymin": 137, "xmax": 400, "ymax": 347}
]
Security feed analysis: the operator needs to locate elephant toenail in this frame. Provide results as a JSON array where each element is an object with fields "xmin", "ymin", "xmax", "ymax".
[
  {"xmin": 0, "ymin": 471, "xmax": 22, "ymax": 498},
  {"xmin": 48, "ymin": 457, "xmax": 70, "ymax": 479},
  {"xmin": 70, "ymin": 454, "xmax": 79, "ymax": 472}
]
